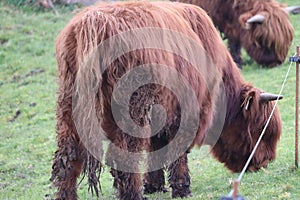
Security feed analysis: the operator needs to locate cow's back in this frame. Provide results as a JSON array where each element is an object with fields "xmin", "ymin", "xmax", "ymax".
[{"xmin": 58, "ymin": 1, "xmax": 235, "ymax": 149}]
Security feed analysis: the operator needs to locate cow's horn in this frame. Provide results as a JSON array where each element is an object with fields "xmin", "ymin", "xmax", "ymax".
[
  {"xmin": 260, "ymin": 93, "xmax": 283, "ymax": 102},
  {"xmin": 245, "ymin": 14, "xmax": 265, "ymax": 29},
  {"xmin": 285, "ymin": 5, "xmax": 300, "ymax": 14},
  {"xmin": 247, "ymin": 14, "xmax": 265, "ymax": 23}
]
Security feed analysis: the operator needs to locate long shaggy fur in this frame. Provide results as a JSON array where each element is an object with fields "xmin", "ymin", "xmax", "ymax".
[
  {"xmin": 51, "ymin": 1, "xmax": 282, "ymax": 199},
  {"xmin": 175, "ymin": 0, "xmax": 294, "ymax": 67}
]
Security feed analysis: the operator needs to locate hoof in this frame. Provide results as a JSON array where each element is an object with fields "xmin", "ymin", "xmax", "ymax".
[
  {"xmin": 144, "ymin": 184, "xmax": 168, "ymax": 194},
  {"xmin": 171, "ymin": 185, "xmax": 192, "ymax": 198}
]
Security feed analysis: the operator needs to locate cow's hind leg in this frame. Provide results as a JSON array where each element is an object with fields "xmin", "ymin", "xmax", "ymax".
[
  {"xmin": 50, "ymin": 85, "xmax": 103, "ymax": 199},
  {"xmin": 50, "ymin": 97, "xmax": 84, "ymax": 200},
  {"xmin": 168, "ymin": 153, "xmax": 192, "ymax": 198}
]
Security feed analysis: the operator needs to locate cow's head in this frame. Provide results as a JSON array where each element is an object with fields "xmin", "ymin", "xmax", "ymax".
[
  {"xmin": 211, "ymin": 85, "xmax": 282, "ymax": 172},
  {"xmin": 237, "ymin": 1, "xmax": 299, "ymax": 67}
]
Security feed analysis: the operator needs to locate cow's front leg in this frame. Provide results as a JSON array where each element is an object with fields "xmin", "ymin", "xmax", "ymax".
[
  {"xmin": 168, "ymin": 153, "xmax": 192, "ymax": 198},
  {"xmin": 144, "ymin": 136, "xmax": 168, "ymax": 194},
  {"xmin": 144, "ymin": 169, "xmax": 167, "ymax": 194},
  {"xmin": 106, "ymin": 132, "xmax": 146, "ymax": 200},
  {"xmin": 228, "ymin": 38, "xmax": 243, "ymax": 69}
]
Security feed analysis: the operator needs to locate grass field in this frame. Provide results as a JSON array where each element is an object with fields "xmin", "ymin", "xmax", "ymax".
[{"xmin": 0, "ymin": 0, "xmax": 300, "ymax": 199}]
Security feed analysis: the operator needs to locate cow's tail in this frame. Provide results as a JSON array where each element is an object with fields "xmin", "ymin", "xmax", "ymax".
[
  {"xmin": 81, "ymin": 153, "xmax": 103, "ymax": 197},
  {"xmin": 71, "ymin": 7, "xmax": 112, "ymax": 197}
]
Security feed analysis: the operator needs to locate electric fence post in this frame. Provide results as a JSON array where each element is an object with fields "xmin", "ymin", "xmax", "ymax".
[{"xmin": 289, "ymin": 46, "xmax": 300, "ymax": 169}]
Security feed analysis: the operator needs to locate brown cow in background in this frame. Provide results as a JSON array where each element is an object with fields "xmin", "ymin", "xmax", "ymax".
[
  {"xmin": 174, "ymin": 0, "xmax": 300, "ymax": 68},
  {"xmin": 51, "ymin": 1, "xmax": 282, "ymax": 199}
]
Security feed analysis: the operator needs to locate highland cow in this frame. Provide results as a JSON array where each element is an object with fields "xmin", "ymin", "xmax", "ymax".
[
  {"xmin": 50, "ymin": 1, "xmax": 282, "ymax": 200},
  {"xmin": 174, "ymin": 0, "xmax": 299, "ymax": 68}
]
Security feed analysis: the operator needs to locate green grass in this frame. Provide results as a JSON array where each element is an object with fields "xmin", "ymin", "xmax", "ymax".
[{"xmin": 0, "ymin": 0, "xmax": 300, "ymax": 199}]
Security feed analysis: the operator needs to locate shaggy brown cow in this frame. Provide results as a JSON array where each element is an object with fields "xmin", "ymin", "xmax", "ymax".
[
  {"xmin": 174, "ymin": 0, "xmax": 299, "ymax": 68},
  {"xmin": 50, "ymin": 1, "xmax": 282, "ymax": 200}
]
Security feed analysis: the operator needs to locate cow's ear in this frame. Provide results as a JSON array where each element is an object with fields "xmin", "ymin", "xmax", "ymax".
[{"xmin": 241, "ymin": 91, "xmax": 255, "ymax": 111}]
